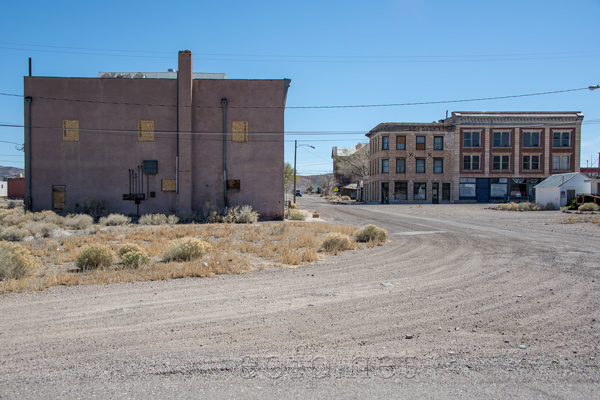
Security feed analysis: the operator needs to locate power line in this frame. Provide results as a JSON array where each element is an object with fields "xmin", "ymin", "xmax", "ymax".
[
  {"xmin": 2, "ymin": 42, "xmax": 600, "ymax": 62},
  {"xmin": 0, "ymin": 87, "xmax": 593, "ymax": 109}
]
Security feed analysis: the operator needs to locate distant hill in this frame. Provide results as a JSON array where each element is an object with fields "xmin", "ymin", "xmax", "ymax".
[{"xmin": 0, "ymin": 166, "xmax": 24, "ymax": 179}]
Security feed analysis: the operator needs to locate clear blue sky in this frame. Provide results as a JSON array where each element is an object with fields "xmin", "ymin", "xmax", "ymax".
[{"xmin": 1, "ymin": 0, "xmax": 599, "ymax": 174}]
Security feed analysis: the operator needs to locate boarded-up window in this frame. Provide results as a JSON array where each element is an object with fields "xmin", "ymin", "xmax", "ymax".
[
  {"xmin": 62, "ymin": 120, "xmax": 79, "ymax": 141},
  {"xmin": 161, "ymin": 179, "xmax": 176, "ymax": 192},
  {"xmin": 232, "ymin": 121, "xmax": 248, "ymax": 142},
  {"xmin": 52, "ymin": 185, "xmax": 66, "ymax": 210},
  {"xmin": 227, "ymin": 179, "xmax": 241, "ymax": 191},
  {"xmin": 138, "ymin": 120, "xmax": 155, "ymax": 141}
]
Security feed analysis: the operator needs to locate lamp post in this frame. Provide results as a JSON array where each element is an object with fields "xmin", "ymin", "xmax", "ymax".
[{"xmin": 293, "ymin": 140, "xmax": 315, "ymax": 204}]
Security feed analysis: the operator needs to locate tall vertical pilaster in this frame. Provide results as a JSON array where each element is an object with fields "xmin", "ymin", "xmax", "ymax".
[{"xmin": 177, "ymin": 50, "xmax": 193, "ymax": 211}]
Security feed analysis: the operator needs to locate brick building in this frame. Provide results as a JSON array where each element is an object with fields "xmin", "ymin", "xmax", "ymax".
[
  {"xmin": 24, "ymin": 51, "xmax": 290, "ymax": 219},
  {"xmin": 364, "ymin": 111, "xmax": 583, "ymax": 203}
]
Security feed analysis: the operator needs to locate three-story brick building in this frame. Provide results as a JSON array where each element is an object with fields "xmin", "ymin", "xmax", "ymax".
[{"xmin": 364, "ymin": 111, "xmax": 583, "ymax": 203}]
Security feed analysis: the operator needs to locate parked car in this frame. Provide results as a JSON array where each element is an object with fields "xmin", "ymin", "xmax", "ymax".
[{"xmin": 296, "ymin": 189, "xmax": 302, "ymax": 197}]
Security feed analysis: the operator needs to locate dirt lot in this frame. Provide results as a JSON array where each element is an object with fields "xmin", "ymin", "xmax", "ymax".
[{"xmin": 1, "ymin": 198, "xmax": 599, "ymax": 399}]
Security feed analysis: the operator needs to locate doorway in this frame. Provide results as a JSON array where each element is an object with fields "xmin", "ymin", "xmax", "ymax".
[{"xmin": 381, "ymin": 182, "xmax": 389, "ymax": 204}]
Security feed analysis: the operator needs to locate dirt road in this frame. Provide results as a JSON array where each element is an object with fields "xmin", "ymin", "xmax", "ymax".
[{"xmin": 1, "ymin": 198, "xmax": 599, "ymax": 399}]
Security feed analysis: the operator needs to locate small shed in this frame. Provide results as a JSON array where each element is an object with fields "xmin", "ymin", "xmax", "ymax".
[
  {"xmin": 0, "ymin": 180, "xmax": 7, "ymax": 198},
  {"xmin": 534, "ymin": 172, "xmax": 591, "ymax": 207}
]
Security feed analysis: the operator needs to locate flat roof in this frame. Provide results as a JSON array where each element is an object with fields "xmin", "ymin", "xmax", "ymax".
[{"xmin": 98, "ymin": 72, "xmax": 227, "ymax": 79}]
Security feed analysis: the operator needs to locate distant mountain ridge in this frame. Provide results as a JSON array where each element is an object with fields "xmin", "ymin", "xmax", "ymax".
[{"xmin": 0, "ymin": 166, "xmax": 24, "ymax": 179}]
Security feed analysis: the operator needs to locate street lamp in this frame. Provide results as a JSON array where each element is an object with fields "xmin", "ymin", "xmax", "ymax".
[{"xmin": 294, "ymin": 140, "xmax": 315, "ymax": 204}]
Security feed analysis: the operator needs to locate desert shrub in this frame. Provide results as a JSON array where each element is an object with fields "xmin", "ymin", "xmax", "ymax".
[
  {"xmin": 99, "ymin": 213, "xmax": 131, "ymax": 226},
  {"xmin": 76, "ymin": 244, "xmax": 114, "ymax": 270},
  {"xmin": 578, "ymin": 202, "xmax": 599, "ymax": 211},
  {"xmin": 321, "ymin": 232, "xmax": 353, "ymax": 253},
  {"xmin": 118, "ymin": 243, "xmax": 149, "ymax": 268},
  {"xmin": 24, "ymin": 221, "xmax": 59, "ymax": 238},
  {"xmin": 289, "ymin": 203, "xmax": 297, "ymax": 209},
  {"xmin": 0, "ymin": 209, "xmax": 31, "ymax": 227},
  {"xmin": 566, "ymin": 198, "xmax": 579, "ymax": 210},
  {"xmin": 162, "ymin": 237, "xmax": 212, "ymax": 262},
  {"xmin": 288, "ymin": 209, "xmax": 306, "ymax": 221},
  {"xmin": 0, "ymin": 242, "xmax": 39, "ymax": 279},
  {"xmin": 545, "ymin": 202, "xmax": 557, "ymax": 210},
  {"xmin": 341, "ymin": 196, "xmax": 351, "ymax": 201},
  {"xmin": 65, "ymin": 214, "xmax": 94, "ymax": 230},
  {"xmin": 31, "ymin": 210, "xmax": 66, "ymax": 227},
  {"xmin": 6, "ymin": 201, "xmax": 19, "ymax": 210},
  {"xmin": 517, "ymin": 202, "xmax": 542, "ymax": 211},
  {"xmin": 0, "ymin": 227, "xmax": 30, "ymax": 241},
  {"xmin": 234, "ymin": 205, "xmax": 259, "ymax": 224},
  {"xmin": 355, "ymin": 224, "xmax": 388, "ymax": 243},
  {"xmin": 139, "ymin": 213, "xmax": 168, "ymax": 225},
  {"xmin": 167, "ymin": 215, "xmax": 179, "ymax": 225}
]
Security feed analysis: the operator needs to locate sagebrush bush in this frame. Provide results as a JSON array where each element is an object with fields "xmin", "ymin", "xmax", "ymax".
[
  {"xmin": 321, "ymin": 232, "xmax": 354, "ymax": 253},
  {"xmin": 31, "ymin": 210, "xmax": 66, "ymax": 227},
  {"xmin": 578, "ymin": 202, "xmax": 599, "ymax": 211},
  {"xmin": 24, "ymin": 221, "xmax": 59, "ymax": 238},
  {"xmin": 76, "ymin": 244, "xmax": 114, "ymax": 270},
  {"xmin": 0, "ymin": 242, "xmax": 39, "ymax": 279},
  {"xmin": 99, "ymin": 213, "xmax": 131, "ymax": 226},
  {"xmin": 119, "ymin": 243, "xmax": 149, "ymax": 268},
  {"xmin": 341, "ymin": 196, "xmax": 351, "ymax": 201},
  {"xmin": 139, "ymin": 213, "xmax": 168, "ymax": 225},
  {"xmin": 354, "ymin": 224, "xmax": 388, "ymax": 243},
  {"xmin": 162, "ymin": 237, "xmax": 212, "ymax": 262},
  {"xmin": 545, "ymin": 202, "xmax": 556, "ymax": 210},
  {"xmin": 288, "ymin": 209, "xmax": 306, "ymax": 221},
  {"xmin": 0, "ymin": 227, "xmax": 30, "ymax": 241},
  {"xmin": 234, "ymin": 205, "xmax": 259, "ymax": 224},
  {"xmin": 176, "ymin": 210, "xmax": 200, "ymax": 224},
  {"xmin": 65, "ymin": 214, "xmax": 94, "ymax": 230},
  {"xmin": 167, "ymin": 215, "xmax": 179, "ymax": 225}
]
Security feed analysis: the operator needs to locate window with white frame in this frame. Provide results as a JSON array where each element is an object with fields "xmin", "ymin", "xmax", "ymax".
[
  {"xmin": 493, "ymin": 155, "xmax": 510, "ymax": 170},
  {"xmin": 493, "ymin": 131, "xmax": 510, "ymax": 147},
  {"xmin": 522, "ymin": 131, "xmax": 540, "ymax": 147},
  {"xmin": 463, "ymin": 155, "xmax": 480, "ymax": 170},
  {"xmin": 463, "ymin": 131, "xmax": 481, "ymax": 147},
  {"xmin": 552, "ymin": 155, "xmax": 570, "ymax": 170},
  {"xmin": 553, "ymin": 131, "xmax": 571, "ymax": 147},
  {"xmin": 459, "ymin": 178, "xmax": 476, "ymax": 198},
  {"xmin": 523, "ymin": 155, "xmax": 540, "ymax": 170}
]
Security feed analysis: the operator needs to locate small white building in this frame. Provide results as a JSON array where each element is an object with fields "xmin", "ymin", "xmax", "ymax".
[
  {"xmin": 534, "ymin": 172, "xmax": 591, "ymax": 207},
  {"xmin": 0, "ymin": 180, "xmax": 7, "ymax": 198}
]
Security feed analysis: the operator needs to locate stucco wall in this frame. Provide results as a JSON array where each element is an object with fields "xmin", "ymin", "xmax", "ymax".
[{"xmin": 24, "ymin": 54, "xmax": 287, "ymax": 219}]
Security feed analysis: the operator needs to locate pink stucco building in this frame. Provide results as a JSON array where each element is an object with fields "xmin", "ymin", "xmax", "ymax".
[{"xmin": 24, "ymin": 51, "xmax": 290, "ymax": 219}]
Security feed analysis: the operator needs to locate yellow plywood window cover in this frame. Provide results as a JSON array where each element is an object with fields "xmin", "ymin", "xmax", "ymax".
[
  {"xmin": 161, "ymin": 179, "xmax": 176, "ymax": 192},
  {"xmin": 232, "ymin": 121, "xmax": 248, "ymax": 142},
  {"xmin": 138, "ymin": 120, "xmax": 155, "ymax": 141},
  {"xmin": 62, "ymin": 120, "xmax": 79, "ymax": 141}
]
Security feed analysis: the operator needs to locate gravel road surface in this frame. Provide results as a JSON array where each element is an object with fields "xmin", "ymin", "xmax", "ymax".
[{"xmin": 1, "ymin": 197, "xmax": 599, "ymax": 399}]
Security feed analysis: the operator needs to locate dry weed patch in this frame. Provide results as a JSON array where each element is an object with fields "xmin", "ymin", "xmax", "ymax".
[{"xmin": 0, "ymin": 216, "xmax": 365, "ymax": 294}]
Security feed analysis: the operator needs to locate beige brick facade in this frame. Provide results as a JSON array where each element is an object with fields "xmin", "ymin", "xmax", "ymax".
[{"xmin": 364, "ymin": 112, "xmax": 584, "ymax": 203}]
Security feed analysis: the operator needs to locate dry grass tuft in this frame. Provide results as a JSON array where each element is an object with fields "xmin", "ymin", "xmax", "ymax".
[
  {"xmin": 354, "ymin": 224, "xmax": 388, "ymax": 244},
  {"xmin": 0, "ymin": 242, "xmax": 39, "ymax": 280},
  {"xmin": 578, "ymin": 202, "xmax": 599, "ymax": 212},
  {"xmin": 321, "ymin": 232, "xmax": 354, "ymax": 254},
  {"xmin": 162, "ymin": 237, "xmax": 212, "ymax": 262},
  {"xmin": 76, "ymin": 244, "xmax": 115, "ymax": 270},
  {"xmin": 99, "ymin": 214, "xmax": 131, "ymax": 226}
]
